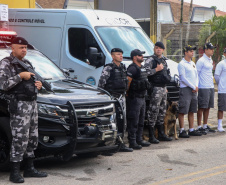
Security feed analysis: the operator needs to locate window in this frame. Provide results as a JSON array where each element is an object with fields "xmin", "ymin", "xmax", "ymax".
[{"xmin": 68, "ymin": 28, "xmax": 105, "ymax": 68}]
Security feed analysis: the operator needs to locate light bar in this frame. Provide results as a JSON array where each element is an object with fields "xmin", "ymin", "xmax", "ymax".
[
  {"xmin": 0, "ymin": 31, "xmax": 17, "ymax": 36},
  {"xmin": 0, "ymin": 31, "xmax": 17, "ymax": 43}
]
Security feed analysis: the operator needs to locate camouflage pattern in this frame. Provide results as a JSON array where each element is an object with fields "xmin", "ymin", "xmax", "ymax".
[
  {"xmin": 98, "ymin": 65, "xmax": 112, "ymax": 89},
  {"xmin": 10, "ymin": 100, "xmax": 38, "ymax": 162},
  {"xmin": 0, "ymin": 53, "xmax": 38, "ymax": 162},
  {"xmin": 143, "ymin": 56, "xmax": 158, "ymax": 76},
  {"xmin": 147, "ymin": 86, "xmax": 167, "ymax": 127},
  {"xmin": 0, "ymin": 53, "xmax": 22, "ymax": 91}
]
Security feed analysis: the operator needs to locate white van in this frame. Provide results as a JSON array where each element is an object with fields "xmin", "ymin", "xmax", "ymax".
[{"xmin": 8, "ymin": 9, "xmax": 178, "ymax": 87}]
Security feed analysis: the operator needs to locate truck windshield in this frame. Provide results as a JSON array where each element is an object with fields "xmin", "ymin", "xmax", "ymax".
[
  {"xmin": 96, "ymin": 27, "xmax": 154, "ymax": 58},
  {"xmin": 26, "ymin": 50, "xmax": 66, "ymax": 80},
  {"xmin": 0, "ymin": 49, "xmax": 65, "ymax": 81}
]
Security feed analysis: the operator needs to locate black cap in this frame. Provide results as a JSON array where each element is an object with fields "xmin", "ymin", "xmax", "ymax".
[
  {"xmin": 155, "ymin": 41, "xmax": 165, "ymax": 49},
  {"xmin": 111, "ymin": 48, "xmax": 123, "ymax": 54},
  {"xmin": 204, "ymin": 42, "xmax": 216, "ymax": 50},
  {"xmin": 11, "ymin": 37, "xmax": 28, "ymax": 45},
  {"xmin": 183, "ymin": 45, "xmax": 197, "ymax": 52},
  {"xmin": 223, "ymin": 48, "xmax": 226, "ymax": 53},
  {"xmin": 130, "ymin": 49, "xmax": 145, "ymax": 59}
]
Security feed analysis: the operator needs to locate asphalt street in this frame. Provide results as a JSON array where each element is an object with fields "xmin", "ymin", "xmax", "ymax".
[{"xmin": 1, "ymin": 131, "xmax": 226, "ymax": 185}]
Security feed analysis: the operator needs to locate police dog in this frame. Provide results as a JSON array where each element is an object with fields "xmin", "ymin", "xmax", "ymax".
[{"xmin": 164, "ymin": 101, "xmax": 178, "ymax": 140}]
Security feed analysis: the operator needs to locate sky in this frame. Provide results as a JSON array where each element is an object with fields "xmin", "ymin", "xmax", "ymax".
[{"xmin": 183, "ymin": 0, "xmax": 226, "ymax": 12}]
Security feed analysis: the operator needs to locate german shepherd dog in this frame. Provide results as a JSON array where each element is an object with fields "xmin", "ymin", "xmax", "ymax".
[{"xmin": 163, "ymin": 101, "xmax": 178, "ymax": 140}]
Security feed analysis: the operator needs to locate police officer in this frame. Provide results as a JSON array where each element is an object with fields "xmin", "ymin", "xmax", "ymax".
[
  {"xmin": 0, "ymin": 37, "xmax": 47, "ymax": 183},
  {"xmin": 144, "ymin": 42, "xmax": 172, "ymax": 143},
  {"xmin": 98, "ymin": 48, "xmax": 133, "ymax": 152},
  {"xmin": 127, "ymin": 49, "xmax": 151, "ymax": 149}
]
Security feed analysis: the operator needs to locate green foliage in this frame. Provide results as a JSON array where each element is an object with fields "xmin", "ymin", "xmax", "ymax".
[
  {"xmin": 166, "ymin": 40, "xmax": 172, "ymax": 55},
  {"xmin": 210, "ymin": 6, "xmax": 217, "ymax": 10},
  {"xmin": 199, "ymin": 16, "xmax": 226, "ymax": 62}
]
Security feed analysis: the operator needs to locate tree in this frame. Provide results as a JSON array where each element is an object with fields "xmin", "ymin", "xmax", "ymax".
[
  {"xmin": 211, "ymin": 6, "xmax": 217, "ymax": 10},
  {"xmin": 199, "ymin": 15, "xmax": 226, "ymax": 62}
]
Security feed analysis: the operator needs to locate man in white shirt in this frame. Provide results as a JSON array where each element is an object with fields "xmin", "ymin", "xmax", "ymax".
[
  {"xmin": 214, "ymin": 48, "xmax": 226, "ymax": 132},
  {"xmin": 178, "ymin": 45, "xmax": 202, "ymax": 138},
  {"xmin": 196, "ymin": 43, "xmax": 216, "ymax": 134}
]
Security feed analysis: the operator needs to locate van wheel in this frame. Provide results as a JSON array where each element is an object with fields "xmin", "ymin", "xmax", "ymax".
[{"xmin": 0, "ymin": 117, "xmax": 11, "ymax": 171}]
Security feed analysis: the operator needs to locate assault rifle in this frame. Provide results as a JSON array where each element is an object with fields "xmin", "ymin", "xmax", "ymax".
[{"xmin": 11, "ymin": 57, "xmax": 53, "ymax": 92}]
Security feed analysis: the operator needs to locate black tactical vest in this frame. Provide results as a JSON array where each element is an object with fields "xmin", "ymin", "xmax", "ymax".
[
  {"xmin": 104, "ymin": 63, "xmax": 128, "ymax": 95},
  {"xmin": 128, "ymin": 63, "xmax": 150, "ymax": 98},
  {"xmin": 148, "ymin": 55, "xmax": 171, "ymax": 86},
  {"xmin": 4, "ymin": 56, "xmax": 37, "ymax": 98}
]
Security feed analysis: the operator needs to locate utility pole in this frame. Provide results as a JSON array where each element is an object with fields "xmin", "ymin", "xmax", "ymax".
[
  {"xmin": 150, "ymin": 0, "xmax": 157, "ymax": 43},
  {"xmin": 94, "ymin": 0, "xmax": 98, "ymax": 9},
  {"xmin": 185, "ymin": 0, "xmax": 193, "ymax": 45},
  {"xmin": 180, "ymin": 0, "xmax": 184, "ymax": 60}
]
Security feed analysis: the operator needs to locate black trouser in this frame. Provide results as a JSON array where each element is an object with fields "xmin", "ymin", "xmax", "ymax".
[{"xmin": 127, "ymin": 96, "xmax": 146, "ymax": 143}]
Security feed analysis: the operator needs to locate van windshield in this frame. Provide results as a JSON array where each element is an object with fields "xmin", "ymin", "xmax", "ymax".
[{"xmin": 96, "ymin": 27, "xmax": 154, "ymax": 58}]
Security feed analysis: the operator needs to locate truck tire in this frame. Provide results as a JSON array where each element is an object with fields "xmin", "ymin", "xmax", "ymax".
[
  {"xmin": 0, "ymin": 117, "xmax": 11, "ymax": 171},
  {"xmin": 76, "ymin": 152, "xmax": 100, "ymax": 158}
]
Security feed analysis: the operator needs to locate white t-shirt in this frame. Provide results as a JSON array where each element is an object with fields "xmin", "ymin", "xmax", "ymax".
[
  {"xmin": 196, "ymin": 53, "xmax": 214, "ymax": 88},
  {"xmin": 178, "ymin": 58, "xmax": 198, "ymax": 90},
  {"xmin": 214, "ymin": 59, "xmax": 226, "ymax": 93}
]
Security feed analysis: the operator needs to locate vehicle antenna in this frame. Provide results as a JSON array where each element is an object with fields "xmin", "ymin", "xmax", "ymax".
[{"xmin": 87, "ymin": 0, "xmax": 99, "ymax": 20}]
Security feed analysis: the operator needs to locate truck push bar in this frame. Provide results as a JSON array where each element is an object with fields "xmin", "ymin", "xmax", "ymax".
[{"xmin": 37, "ymin": 100, "xmax": 122, "ymax": 160}]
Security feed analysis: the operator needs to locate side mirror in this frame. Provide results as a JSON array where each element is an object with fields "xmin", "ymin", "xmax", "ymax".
[
  {"xmin": 87, "ymin": 47, "xmax": 104, "ymax": 67},
  {"xmin": 62, "ymin": 68, "xmax": 75, "ymax": 77}
]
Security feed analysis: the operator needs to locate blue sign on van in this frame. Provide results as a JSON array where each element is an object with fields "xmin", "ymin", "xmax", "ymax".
[{"xmin": 86, "ymin": 77, "xmax": 96, "ymax": 85}]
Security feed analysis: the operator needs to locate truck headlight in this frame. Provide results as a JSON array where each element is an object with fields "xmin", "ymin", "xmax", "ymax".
[{"xmin": 38, "ymin": 104, "xmax": 66, "ymax": 117}]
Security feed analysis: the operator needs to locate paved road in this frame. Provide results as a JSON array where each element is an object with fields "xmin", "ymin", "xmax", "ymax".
[{"xmin": 1, "ymin": 131, "xmax": 226, "ymax": 185}]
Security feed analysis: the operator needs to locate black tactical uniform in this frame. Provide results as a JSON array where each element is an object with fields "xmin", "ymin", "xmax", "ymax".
[{"xmin": 127, "ymin": 61, "xmax": 151, "ymax": 149}]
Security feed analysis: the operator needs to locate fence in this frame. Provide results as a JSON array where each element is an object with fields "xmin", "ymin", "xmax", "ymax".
[{"xmin": 160, "ymin": 23, "xmax": 211, "ymax": 63}]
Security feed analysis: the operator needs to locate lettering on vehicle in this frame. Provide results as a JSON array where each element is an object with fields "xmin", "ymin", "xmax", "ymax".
[
  {"xmin": 105, "ymin": 18, "xmax": 131, "ymax": 25},
  {"xmin": 9, "ymin": 19, "xmax": 45, "ymax": 23}
]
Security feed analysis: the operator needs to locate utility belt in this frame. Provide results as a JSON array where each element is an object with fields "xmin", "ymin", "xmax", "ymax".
[
  {"xmin": 16, "ymin": 94, "xmax": 37, "ymax": 101},
  {"xmin": 128, "ymin": 91, "xmax": 146, "ymax": 99},
  {"xmin": 152, "ymin": 83, "xmax": 166, "ymax": 88},
  {"xmin": 8, "ymin": 94, "xmax": 37, "ymax": 114},
  {"xmin": 128, "ymin": 94, "xmax": 145, "ymax": 99}
]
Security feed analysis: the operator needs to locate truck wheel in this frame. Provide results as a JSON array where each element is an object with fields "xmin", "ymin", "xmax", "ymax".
[
  {"xmin": 0, "ymin": 117, "xmax": 11, "ymax": 171},
  {"xmin": 76, "ymin": 152, "xmax": 100, "ymax": 158}
]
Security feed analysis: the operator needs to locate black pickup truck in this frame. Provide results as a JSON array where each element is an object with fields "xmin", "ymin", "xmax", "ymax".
[{"xmin": 0, "ymin": 41, "xmax": 121, "ymax": 171}]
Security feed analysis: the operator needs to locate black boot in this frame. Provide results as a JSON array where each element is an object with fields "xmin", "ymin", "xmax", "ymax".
[
  {"xmin": 148, "ymin": 126, "xmax": 159, "ymax": 144},
  {"xmin": 119, "ymin": 143, "xmax": 133, "ymax": 152},
  {"xmin": 129, "ymin": 141, "xmax": 142, "ymax": 150},
  {"xmin": 23, "ymin": 158, "xmax": 48, "ymax": 178},
  {"xmin": 136, "ymin": 125, "xmax": 151, "ymax": 147},
  {"xmin": 9, "ymin": 162, "xmax": 24, "ymax": 183},
  {"xmin": 137, "ymin": 140, "xmax": 151, "ymax": 147},
  {"xmin": 156, "ymin": 124, "xmax": 172, "ymax": 141}
]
